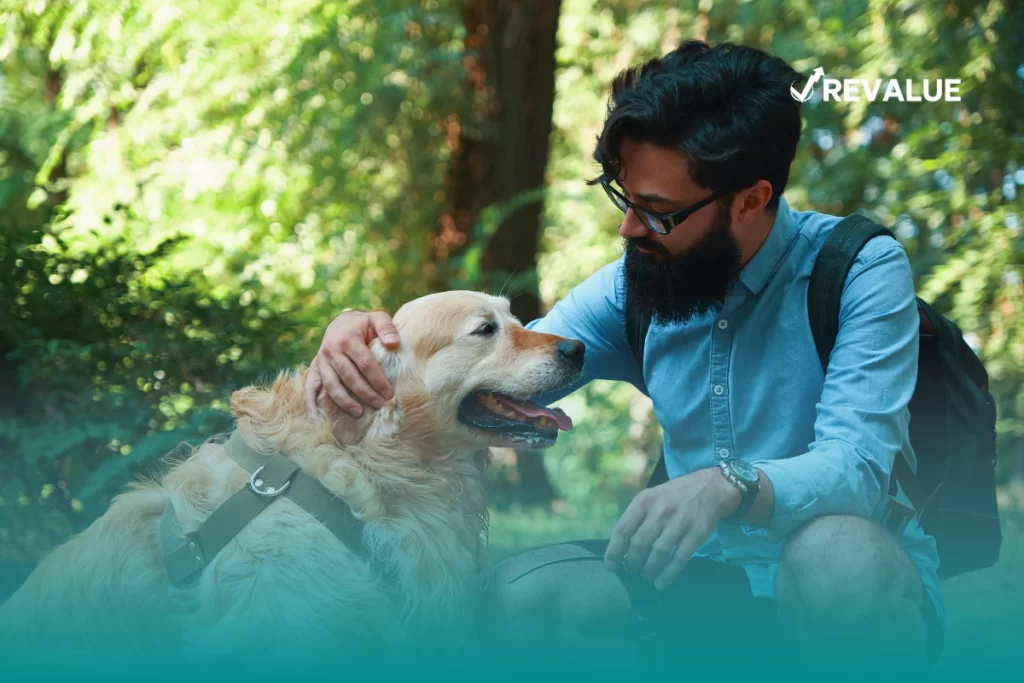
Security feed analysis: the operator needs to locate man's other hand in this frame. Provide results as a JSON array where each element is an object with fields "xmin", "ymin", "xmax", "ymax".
[{"xmin": 604, "ymin": 467, "xmax": 741, "ymax": 590}]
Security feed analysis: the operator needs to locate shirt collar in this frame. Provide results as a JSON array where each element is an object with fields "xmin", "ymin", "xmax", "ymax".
[{"xmin": 737, "ymin": 195, "xmax": 799, "ymax": 297}]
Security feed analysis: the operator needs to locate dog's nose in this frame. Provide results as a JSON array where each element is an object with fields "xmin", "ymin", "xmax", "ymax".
[{"xmin": 556, "ymin": 339, "xmax": 585, "ymax": 369}]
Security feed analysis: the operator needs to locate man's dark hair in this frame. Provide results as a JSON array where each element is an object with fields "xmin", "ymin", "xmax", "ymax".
[{"xmin": 592, "ymin": 40, "xmax": 805, "ymax": 212}]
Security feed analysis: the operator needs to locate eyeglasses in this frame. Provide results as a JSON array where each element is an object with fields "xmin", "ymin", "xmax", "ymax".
[{"xmin": 600, "ymin": 180, "xmax": 728, "ymax": 235}]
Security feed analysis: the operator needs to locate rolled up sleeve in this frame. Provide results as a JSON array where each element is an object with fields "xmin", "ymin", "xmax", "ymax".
[{"xmin": 746, "ymin": 236, "xmax": 920, "ymax": 541}]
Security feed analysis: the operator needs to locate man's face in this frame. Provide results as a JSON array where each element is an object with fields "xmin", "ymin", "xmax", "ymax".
[{"xmin": 614, "ymin": 137, "xmax": 743, "ymax": 324}]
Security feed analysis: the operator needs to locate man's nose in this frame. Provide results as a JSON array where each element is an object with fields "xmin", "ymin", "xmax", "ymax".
[
  {"xmin": 618, "ymin": 209, "xmax": 648, "ymax": 240},
  {"xmin": 556, "ymin": 339, "xmax": 585, "ymax": 370}
]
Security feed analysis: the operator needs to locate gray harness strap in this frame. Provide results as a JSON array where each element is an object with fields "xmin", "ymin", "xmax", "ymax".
[{"xmin": 160, "ymin": 430, "xmax": 368, "ymax": 586}]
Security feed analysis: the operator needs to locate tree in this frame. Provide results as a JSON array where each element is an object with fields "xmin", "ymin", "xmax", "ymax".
[
  {"xmin": 435, "ymin": 0, "xmax": 565, "ymax": 505},
  {"xmin": 436, "ymin": 0, "xmax": 563, "ymax": 325}
]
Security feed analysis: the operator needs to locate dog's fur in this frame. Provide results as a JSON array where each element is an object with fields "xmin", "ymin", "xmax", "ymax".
[{"xmin": 0, "ymin": 291, "xmax": 582, "ymax": 668}]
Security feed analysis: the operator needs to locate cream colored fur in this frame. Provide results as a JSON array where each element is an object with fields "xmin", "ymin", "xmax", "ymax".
[{"xmin": 0, "ymin": 291, "xmax": 581, "ymax": 669}]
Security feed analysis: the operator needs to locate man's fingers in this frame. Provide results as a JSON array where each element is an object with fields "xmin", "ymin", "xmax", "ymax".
[
  {"xmin": 320, "ymin": 359, "xmax": 364, "ymax": 417},
  {"xmin": 329, "ymin": 350, "xmax": 391, "ymax": 413},
  {"xmin": 640, "ymin": 523, "xmax": 687, "ymax": 582},
  {"xmin": 368, "ymin": 311, "xmax": 400, "ymax": 347},
  {"xmin": 653, "ymin": 526, "xmax": 708, "ymax": 590},
  {"xmin": 344, "ymin": 340, "xmax": 393, "ymax": 403},
  {"xmin": 304, "ymin": 359, "xmax": 323, "ymax": 416},
  {"xmin": 604, "ymin": 497, "xmax": 647, "ymax": 570},
  {"xmin": 623, "ymin": 519, "xmax": 662, "ymax": 575}
]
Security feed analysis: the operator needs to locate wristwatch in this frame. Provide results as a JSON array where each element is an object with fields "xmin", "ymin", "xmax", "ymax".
[{"xmin": 718, "ymin": 458, "xmax": 760, "ymax": 523}]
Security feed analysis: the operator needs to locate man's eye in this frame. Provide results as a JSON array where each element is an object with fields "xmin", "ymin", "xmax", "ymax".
[{"xmin": 472, "ymin": 322, "xmax": 498, "ymax": 336}]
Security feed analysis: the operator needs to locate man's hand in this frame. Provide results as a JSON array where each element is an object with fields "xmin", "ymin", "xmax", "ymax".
[
  {"xmin": 304, "ymin": 310, "xmax": 401, "ymax": 418},
  {"xmin": 604, "ymin": 467, "xmax": 742, "ymax": 590}
]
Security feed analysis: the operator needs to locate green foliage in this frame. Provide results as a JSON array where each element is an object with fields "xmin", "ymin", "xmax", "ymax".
[
  {"xmin": 1, "ymin": 0, "xmax": 468, "ymax": 563},
  {"xmin": 0, "ymin": 220, "xmax": 302, "ymax": 559}
]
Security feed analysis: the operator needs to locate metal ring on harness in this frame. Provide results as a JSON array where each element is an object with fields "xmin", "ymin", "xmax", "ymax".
[{"xmin": 250, "ymin": 466, "xmax": 291, "ymax": 497}]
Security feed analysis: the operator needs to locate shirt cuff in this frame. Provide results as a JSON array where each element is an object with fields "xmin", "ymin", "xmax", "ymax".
[{"xmin": 738, "ymin": 459, "xmax": 821, "ymax": 545}]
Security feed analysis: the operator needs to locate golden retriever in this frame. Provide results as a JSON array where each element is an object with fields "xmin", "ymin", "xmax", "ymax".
[{"xmin": 0, "ymin": 290, "xmax": 583, "ymax": 672}]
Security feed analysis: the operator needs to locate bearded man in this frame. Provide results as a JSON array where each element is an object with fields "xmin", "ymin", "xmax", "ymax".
[{"xmin": 303, "ymin": 40, "xmax": 945, "ymax": 674}]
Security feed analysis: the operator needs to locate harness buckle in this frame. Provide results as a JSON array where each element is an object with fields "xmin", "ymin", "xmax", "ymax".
[{"xmin": 250, "ymin": 466, "xmax": 291, "ymax": 497}]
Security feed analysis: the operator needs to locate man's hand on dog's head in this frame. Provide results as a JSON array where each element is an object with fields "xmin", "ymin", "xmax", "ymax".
[{"xmin": 305, "ymin": 310, "xmax": 401, "ymax": 418}]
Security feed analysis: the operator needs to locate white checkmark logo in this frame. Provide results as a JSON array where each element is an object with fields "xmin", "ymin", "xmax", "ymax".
[{"xmin": 790, "ymin": 66, "xmax": 825, "ymax": 102}]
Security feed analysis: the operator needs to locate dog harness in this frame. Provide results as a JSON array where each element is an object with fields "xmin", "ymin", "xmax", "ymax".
[{"xmin": 160, "ymin": 430, "xmax": 368, "ymax": 586}]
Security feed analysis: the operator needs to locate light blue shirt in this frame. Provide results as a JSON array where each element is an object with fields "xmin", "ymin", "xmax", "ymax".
[{"xmin": 527, "ymin": 196, "xmax": 945, "ymax": 628}]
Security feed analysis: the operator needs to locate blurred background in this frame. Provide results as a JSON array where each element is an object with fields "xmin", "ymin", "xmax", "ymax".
[{"xmin": 1, "ymin": 0, "xmax": 1022, "ymax": 666}]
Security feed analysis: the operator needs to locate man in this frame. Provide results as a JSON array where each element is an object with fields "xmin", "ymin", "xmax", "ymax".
[{"xmin": 303, "ymin": 40, "xmax": 944, "ymax": 673}]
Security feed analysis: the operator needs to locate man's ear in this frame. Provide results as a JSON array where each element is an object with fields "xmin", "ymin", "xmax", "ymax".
[{"xmin": 321, "ymin": 339, "xmax": 409, "ymax": 445}]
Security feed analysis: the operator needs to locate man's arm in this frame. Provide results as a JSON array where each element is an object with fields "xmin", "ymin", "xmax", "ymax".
[
  {"xmin": 740, "ymin": 235, "xmax": 920, "ymax": 537},
  {"xmin": 524, "ymin": 258, "xmax": 646, "ymax": 405}
]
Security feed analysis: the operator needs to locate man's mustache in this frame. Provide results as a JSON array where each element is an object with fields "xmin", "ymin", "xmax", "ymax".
[{"xmin": 627, "ymin": 237, "xmax": 671, "ymax": 258}]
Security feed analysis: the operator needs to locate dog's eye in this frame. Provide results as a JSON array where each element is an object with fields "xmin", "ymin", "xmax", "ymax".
[{"xmin": 471, "ymin": 322, "xmax": 498, "ymax": 337}]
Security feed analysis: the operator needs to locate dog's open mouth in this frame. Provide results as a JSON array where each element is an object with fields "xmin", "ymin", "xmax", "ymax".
[{"xmin": 458, "ymin": 391, "xmax": 573, "ymax": 447}]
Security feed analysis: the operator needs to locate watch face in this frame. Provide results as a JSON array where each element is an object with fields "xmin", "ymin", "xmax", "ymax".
[{"xmin": 729, "ymin": 459, "xmax": 759, "ymax": 485}]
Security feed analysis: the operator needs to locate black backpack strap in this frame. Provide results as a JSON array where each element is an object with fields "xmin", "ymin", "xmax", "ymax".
[
  {"xmin": 808, "ymin": 214, "xmax": 895, "ymax": 369},
  {"xmin": 625, "ymin": 298, "xmax": 669, "ymax": 487},
  {"xmin": 807, "ymin": 215, "xmax": 930, "ymax": 518},
  {"xmin": 625, "ymin": 299, "xmax": 651, "ymax": 371}
]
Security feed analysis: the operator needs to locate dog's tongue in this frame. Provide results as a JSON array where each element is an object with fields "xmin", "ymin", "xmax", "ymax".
[{"xmin": 494, "ymin": 395, "xmax": 573, "ymax": 431}]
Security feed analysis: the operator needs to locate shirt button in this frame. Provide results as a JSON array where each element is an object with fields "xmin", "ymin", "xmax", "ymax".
[
  {"xmin": 713, "ymin": 384, "xmax": 725, "ymax": 395},
  {"xmin": 718, "ymin": 448, "xmax": 730, "ymax": 459},
  {"xmin": 718, "ymin": 319, "xmax": 729, "ymax": 329}
]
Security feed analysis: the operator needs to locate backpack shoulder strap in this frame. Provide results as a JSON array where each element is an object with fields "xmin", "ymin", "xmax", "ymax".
[
  {"xmin": 807, "ymin": 214, "xmax": 895, "ymax": 370},
  {"xmin": 625, "ymin": 298, "xmax": 652, "ymax": 372},
  {"xmin": 625, "ymin": 296, "xmax": 668, "ymax": 486}
]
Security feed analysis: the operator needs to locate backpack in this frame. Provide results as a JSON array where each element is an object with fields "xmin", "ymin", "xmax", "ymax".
[{"xmin": 626, "ymin": 213, "xmax": 1002, "ymax": 579}]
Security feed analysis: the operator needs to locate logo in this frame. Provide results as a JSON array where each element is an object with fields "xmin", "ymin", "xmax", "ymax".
[
  {"xmin": 790, "ymin": 67, "xmax": 824, "ymax": 102},
  {"xmin": 791, "ymin": 67, "xmax": 962, "ymax": 103}
]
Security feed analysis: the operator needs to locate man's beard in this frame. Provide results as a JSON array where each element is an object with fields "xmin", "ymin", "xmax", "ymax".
[{"xmin": 624, "ymin": 204, "xmax": 742, "ymax": 325}]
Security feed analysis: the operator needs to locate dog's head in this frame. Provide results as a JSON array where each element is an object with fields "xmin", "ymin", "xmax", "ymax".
[
  {"xmin": 232, "ymin": 291, "xmax": 583, "ymax": 454},
  {"xmin": 388, "ymin": 290, "xmax": 584, "ymax": 450}
]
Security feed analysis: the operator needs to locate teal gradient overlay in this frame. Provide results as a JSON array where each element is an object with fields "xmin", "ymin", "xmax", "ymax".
[{"xmin": 1, "ymin": 577, "xmax": 1021, "ymax": 682}]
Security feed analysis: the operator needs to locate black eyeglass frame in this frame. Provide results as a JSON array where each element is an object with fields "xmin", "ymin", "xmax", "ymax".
[{"xmin": 600, "ymin": 179, "xmax": 730, "ymax": 235}]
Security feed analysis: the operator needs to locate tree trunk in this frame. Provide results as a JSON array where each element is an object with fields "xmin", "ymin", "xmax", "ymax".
[
  {"xmin": 436, "ymin": 0, "xmax": 563, "ymax": 505},
  {"xmin": 438, "ymin": 0, "xmax": 561, "ymax": 324}
]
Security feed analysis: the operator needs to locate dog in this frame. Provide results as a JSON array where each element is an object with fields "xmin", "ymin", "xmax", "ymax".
[{"xmin": 0, "ymin": 290, "xmax": 584, "ymax": 673}]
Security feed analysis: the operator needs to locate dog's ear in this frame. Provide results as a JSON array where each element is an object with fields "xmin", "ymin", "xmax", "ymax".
[{"xmin": 322, "ymin": 340, "xmax": 410, "ymax": 446}]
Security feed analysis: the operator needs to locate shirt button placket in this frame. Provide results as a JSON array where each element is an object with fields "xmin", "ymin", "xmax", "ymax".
[{"xmin": 710, "ymin": 314, "xmax": 736, "ymax": 467}]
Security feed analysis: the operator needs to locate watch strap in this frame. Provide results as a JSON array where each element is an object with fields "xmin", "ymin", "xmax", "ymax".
[{"xmin": 719, "ymin": 460, "xmax": 758, "ymax": 522}]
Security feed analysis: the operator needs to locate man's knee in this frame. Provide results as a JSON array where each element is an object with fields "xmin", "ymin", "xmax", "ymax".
[{"xmin": 776, "ymin": 515, "xmax": 924, "ymax": 625}]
